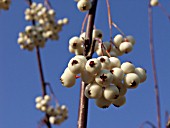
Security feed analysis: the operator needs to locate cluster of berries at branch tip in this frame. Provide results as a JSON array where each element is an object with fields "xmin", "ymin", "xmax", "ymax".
[
  {"xmin": 35, "ymin": 95, "xmax": 68, "ymax": 125},
  {"xmin": 60, "ymin": 55, "xmax": 147, "ymax": 108},
  {"xmin": 17, "ymin": 2, "xmax": 69, "ymax": 51},
  {"xmin": 0, "ymin": 0, "xmax": 11, "ymax": 10},
  {"xmin": 150, "ymin": 0, "xmax": 159, "ymax": 6},
  {"xmin": 69, "ymin": 29, "xmax": 135, "ymax": 57},
  {"xmin": 75, "ymin": 0, "xmax": 92, "ymax": 12}
]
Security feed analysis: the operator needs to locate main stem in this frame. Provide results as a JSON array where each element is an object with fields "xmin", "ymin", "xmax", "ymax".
[
  {"xmin": 77, "ymin": 0, "xmax": 98, "ymax": 128},
  {"xmin": 148, "ymin": 4, "xmax": 161, "ymax": 128}
]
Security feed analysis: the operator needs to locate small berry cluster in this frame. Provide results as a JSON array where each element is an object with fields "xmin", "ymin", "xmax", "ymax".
[
  {"xmin": 150, "ymin": 0, "xmax": 159, "ymax": 6},
  {"xmin": 75, "ymin": 0, "xmax": 92, "ymax": 12},
  {"xmin": 35, "ymin": 95, "xmax": 68, "ymax": 125},
  {"xmin": 17, "ymin": 2, "xmax": 68, "ymax": 51},
  {"xmin": 60, "ymin": 55, "xmax": 146, "ymax": 108},
  {"xmin": 0, "ymin": 0, "xmax": 11, "ymax": 10},
  {"xmin": 68, "ymin": 29, "xmax": 102, "ymax": 55},
  {"xmin": 69, "ymin": 30, "xmax": 135, "ymax": 57}
]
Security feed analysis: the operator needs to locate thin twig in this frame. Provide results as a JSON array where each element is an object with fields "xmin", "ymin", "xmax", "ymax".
[
  {"xmin": 158, "ymin": 3, "xmax": 170, "ymax": 21},
  {"xmin": 106, "ymin": 0, "xmax": 112, "ymax": 40},
  {"xmin": 139, "ymin": 121, "xmax": 156, "ymax": 128},
  {"xmin": 44, "ymin": 0, "xmax": 53, "ymax": 10},
  {"xmin": 148, "ymin": 4, "xmax": 161, "ymax": 128},
  {"xmin": 45, "ymin": 82, "xmax": 59, "ymax": 107},
  {"xmin": 112, "ymin": 22, "xmax": 126, "ymax": 37},
  {"xmin": 81, "ymin": 14, "xmax": 88, "ymax": 34},
  {"xmin": 77, "ymin": 0, "xmax": 98, "ymax": 128}
]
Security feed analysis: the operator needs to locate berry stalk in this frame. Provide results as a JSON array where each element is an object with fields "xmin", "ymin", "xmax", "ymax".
[
  {"xmin": 77, "ymin": 0, "xmax": 98, "ymax": 128},
  {"xmin": 148, "ymin": 4, "xmax": 161, "ymax": 128}
]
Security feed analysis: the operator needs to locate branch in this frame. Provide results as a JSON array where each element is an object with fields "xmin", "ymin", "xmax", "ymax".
[
  {"xmin": 27, "ymin": 0, "xmax": 51, "ymax": 127},
  {"xmin": 77, "ymin": 0, "xmax": 98, "ymax": 128},
  {"xmin": 148, "ymin": 4, "xmax": 161, "ymax": 128}
]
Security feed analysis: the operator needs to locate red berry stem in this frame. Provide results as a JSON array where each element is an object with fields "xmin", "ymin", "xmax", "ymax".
[{"xmin": 78, "ymin": 0, "xmax": 98, "ymax": 128}]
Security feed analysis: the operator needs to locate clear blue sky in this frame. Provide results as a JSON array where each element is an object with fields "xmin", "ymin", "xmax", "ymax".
[{"xmin": 0, "ymin": 0, "xmax": 170, "ymax": 128}]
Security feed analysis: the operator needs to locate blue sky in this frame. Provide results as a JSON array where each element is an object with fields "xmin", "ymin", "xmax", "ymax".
[{"xmin": 0, "ymin": 0, "xmax": 170, "ymax": 128}]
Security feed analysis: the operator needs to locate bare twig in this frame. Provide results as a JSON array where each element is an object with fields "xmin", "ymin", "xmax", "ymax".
[
  {"xmin": 45, "ymin": 82, "xmax": 59, "ymax": 107},
  {"xmin": 112, "ymin": 22, "xmax": 126, "ymax": 37},
  {"xmin": 78, "ymin": 0, "xmax": 98, "ymax": 128},
  {"xmin": 44, "ymin": 0, "xmax": 53, "ymax": 10},
  {"xmin": 27, "ymin": 0, "xmax": 51, "ymax": 127},
  {"xmin": 158, "ymin": 3, "xmax": 170, "ymax": 21},
  {"xmin": 106, "ymin": 0, "xmax": 112, "ymax": 40},
  {"xmin": 81, "ymin": 14, "xmax": 88, "ymax": 34},
  {"xmin": 148, "ymin": 4, "xmax": 161, "ymax": 128},
  {"xmin": 139, "ymin": 121, "xmax": 156, "ymax": 128}
]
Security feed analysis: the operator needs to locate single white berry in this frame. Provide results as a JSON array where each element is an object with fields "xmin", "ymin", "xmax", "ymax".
[
  {"xmin": 85, "ymin": 83, "xmax": 103, "ymax": 99},
  {"xmin": 69, "ymin": 45, "xmax": 75, "ymax": 53},
  {"xmin": 125, "ymin": 35, "xmax": 136, "ymax": 45},
  {"xmin": 97, "ymin": 56, "xmax": 111, "ymax": 69},
  {"xmin": 44, "ymin": 95, "xmax": 51, "ymax": 102},
  {"xmin": 95, "ymin": 69, "xmax": 113, "ymax": 87},
  {"xmin": 60, "ymin": 68, "xmax": 76, "ymax": 88},
  {"xmin": 113, "ymin": 34, "xmax": 123, "ymax": 47},
  {"xmin": 103, "ymin": 85, "xmax": 119, "ymax": 101},
  {"xmin": 79, "ymin": 32, "xmax": 86, "ymax": 42},
  {"xmin": 49, "ymin": 116, "xmax": 56, "ymax": 124},
  {"xmin": 124, "ymin": 73, "xmax": 140, "ymax": 88},
  {"xmin": 69, "ymin": 36, "xmax": 82, "ymax": 49},
  {"xmin": 119, "ymin": 42, "xmax": 133, "ymax": 54},
  {"xmin": 35, "ymin": 96, "xmax": 43, "ymax": 103},
  {"xmin": 77, "ymin": 0, "xmax": 92, "ymax": 12},
  {"xmin": 81, "ymin": 69, "xmax": 95, "ymax": 84},
  {"xmin": 68, "ymin": 57, "xmax": 85, "ymax": 74},
  {"xmin": 135, "ymin": 67, "xmax": 147, "ymax": 83},
  {"xmin": 85, "ymin": 58, "xmax": 102, "ymax": 74},
  {"xmin": 150, "ymin": 0, "xmax": 159, "ymax": 6},
  {"xmin": 115, "ymin": 81, "xmax": 127, "ymax": 97},
  {"xmin": 121, "ymin": 62, "xmax": 135, "ymax": 74},
  {"xmin": 40, "ymin": 105, "xmax": 47, "ymax": 112},
  {"xmin": 109, "ymin": 57, "xmax": 121, "ymax": 69},
  {"xmin": 93, "ymin": 29, "xmax": 103, "ymax": 39},
  {"xmin": 35, "ymin": 103, "xmax": 42, "ymax": 110},
  {"xmin": 112, "ymin": 96, "xmax": 126, "ymax": 107},
  {"xmin": 110, "ymin": 67, "xmax": 124, "ymax": 84},
  {"xmin": 95, "ymin": 95, "xmax": 112, "ymax": 109}
]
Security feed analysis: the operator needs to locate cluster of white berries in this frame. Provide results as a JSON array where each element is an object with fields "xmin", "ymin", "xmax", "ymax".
[
  {"xmin": 150, "ymin": 0, "xmax": 159, "ymax": 6},
  {"xmin": 60, "ymin": 55, "xmax": 146, "ymax": 108},
  {"xmin": 35, "ymin": 95, "xmax": 68, "ymax": 125},
  {"xmin": 69, "ymin": 29, "xmax": 136, "ymax": 57},
  {"xmin": 75, "ymin": 0, "xmax": 92, "ymax": 12},
  {"xmin": 17, "ymin": 2, "xmax": 68, "ymax": 51},
  {"xmin": 0, "ymin": 0, "xmax": 11, "ymax": 10}
]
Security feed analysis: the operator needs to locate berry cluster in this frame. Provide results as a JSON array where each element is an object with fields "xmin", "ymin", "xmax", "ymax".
[
  {"xmin": 35, "ymin": 95, "xmax": 68, "ymax": 125},
  {"xmin": 69, "ymin": 30, "xmax": 135, "ymax": 57},
  {"xmin": 60, "ymin": 55, "xmax": 146, "ymax": 108},
  {"xmin": 75, "ymin": 0, "xmax": 92, "ymax": 12},
  {"xmin": 0, "ymin": 0, "xmax": 11, "ymax": 10},
  {"xmin": 150, "ymin": 0, "xmax": 159, "ymax": 6},
  {"xmin": 17, "ymin": 2, "xmax": 68, "ymax": 51}
]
